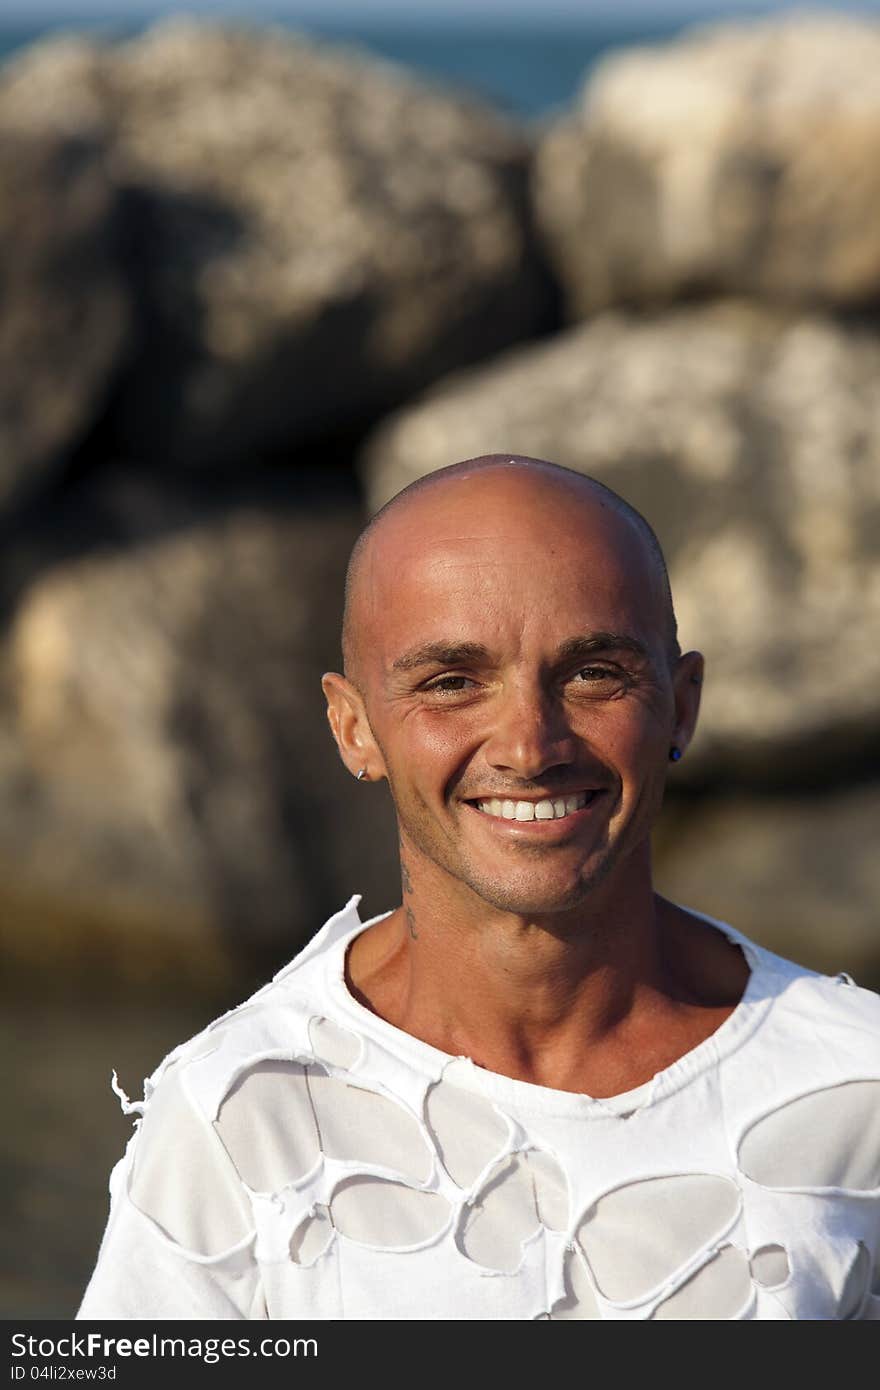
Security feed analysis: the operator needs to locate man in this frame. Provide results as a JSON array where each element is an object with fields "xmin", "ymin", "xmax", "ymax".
[{"xmin": 80, "ymin": 455, "xmax": 879, "ymax": 1320}]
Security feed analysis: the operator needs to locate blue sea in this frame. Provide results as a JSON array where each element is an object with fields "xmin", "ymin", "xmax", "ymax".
[{"xmin": 0, "ymin": 11, "xmax": 738, "ymax": 120}]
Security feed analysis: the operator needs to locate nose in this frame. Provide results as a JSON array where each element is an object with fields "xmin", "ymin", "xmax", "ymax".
[{"xmin": 483, "ymin": 678, "xmax": 576, "ymax": 782}]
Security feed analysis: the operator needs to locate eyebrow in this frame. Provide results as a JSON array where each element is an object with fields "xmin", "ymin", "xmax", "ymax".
[
  {"xmin": 391, "ymin": 641, "xmax": 491, "ymax": 673},
  {"xmin": 390, "ymin": 632, "xmax": 650, "ymax": 674},
  {"xmin": 555, "ymin": 632, "xmax": 651, "ymax": 664}
]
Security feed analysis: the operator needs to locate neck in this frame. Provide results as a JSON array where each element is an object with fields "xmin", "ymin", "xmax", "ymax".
[
  {"xmin": 346, "ymin": 834, "xmax": 749, "ymax": 1096},
  {"xmin": 403, "ymin": 832, "xmax": 661, "ymax": 1012}
]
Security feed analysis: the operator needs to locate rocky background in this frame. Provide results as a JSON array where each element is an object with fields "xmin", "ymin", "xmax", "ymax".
[{"xmin": 1, "ymin": 10, "xmax": 878, "ymax": 1315}]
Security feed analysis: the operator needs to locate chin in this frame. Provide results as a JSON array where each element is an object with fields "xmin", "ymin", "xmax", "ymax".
[{"xmin": 464, "ymin": 860, "xmax": 615, "ymax": 918}]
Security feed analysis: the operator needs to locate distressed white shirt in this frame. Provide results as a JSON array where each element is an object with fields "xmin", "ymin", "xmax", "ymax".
[{"xmin": 79, "ymin": 897, "xmax": 880, "ymax": 1320}]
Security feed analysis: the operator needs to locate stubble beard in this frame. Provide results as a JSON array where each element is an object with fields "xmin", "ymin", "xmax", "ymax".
[
  {"xmin": 457, "ymin": 837, "xmax": 623, "ymax": 918},
  {"xmin": 394, "ymin": 792, "xmax": 626, "ymax": 922}
]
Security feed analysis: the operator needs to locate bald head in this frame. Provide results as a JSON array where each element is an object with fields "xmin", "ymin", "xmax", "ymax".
[{"xmin": 342, "ymin": 456, "xmax": 679, "ymax": 689}]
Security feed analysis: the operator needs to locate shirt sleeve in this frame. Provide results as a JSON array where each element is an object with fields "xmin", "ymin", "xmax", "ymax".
[{"xmin": 77, "ymin": 1064, "xmax": 263, "ymax": 1320}]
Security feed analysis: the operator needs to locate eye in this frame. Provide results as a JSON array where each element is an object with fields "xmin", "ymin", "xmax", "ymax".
[
  {"xmin": 568, "ymin": 665, "xmax": 628, "ymax": 696},
  {"xmin": 575, "ymin": 665, "xmax": 614, "ymax": 680},
  {"xmin": 422, "ymin": 674, "xmax": 478, "ymax": 695}
]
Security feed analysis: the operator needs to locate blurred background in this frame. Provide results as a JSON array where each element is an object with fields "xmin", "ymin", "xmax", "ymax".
[{"xmin": 1, "ymin": 0, "xmax": 879, "ymax": 1317}]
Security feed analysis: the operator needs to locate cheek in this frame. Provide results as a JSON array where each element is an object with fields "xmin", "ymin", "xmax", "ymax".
[
  {"xmin": 399, "ymin": 709, "xmax": 483, "ymax": 765},
  {"xmin": 576, "ymin": 701, "xmax": 666, "ymax": 759},
  {"xmin": 611, "ymin": 714, "xmax": 674, "ymax": 812},
  {"xmin": 378, "ymin": 709, "xmax": 481, "ymax": 796}
]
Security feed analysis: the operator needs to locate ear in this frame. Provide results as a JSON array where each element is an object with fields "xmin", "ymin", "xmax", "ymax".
[
  {"xmin": 670, "ymin": 650, "xmax": 704, "ymax": 757},
  {"xmin": 321, "ymin": 672, "xmax": 386, "ymax": 783}
]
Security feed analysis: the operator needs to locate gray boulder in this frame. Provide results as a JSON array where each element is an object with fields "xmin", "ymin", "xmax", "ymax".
[
  {"xmin": 0, "ymin": 476, "xmax": 398, "ymax": 983},
  {"xmin": 535, "ymin": 12, "xmax": 880, "ymax": 314},
  {"xmin": 0, "ymin": 21, "xmax": 552, "ymax": 468},
  {"xmin": 0, "ymin": 128, "xmax": 128, "ymax": 513},
  {"xmin": 361, "ymin": 300, "xmax": 880, "ymax": 782},
  {"xmin": 655, "ymin": 784, "xmax": 880, "ymax": 990}
]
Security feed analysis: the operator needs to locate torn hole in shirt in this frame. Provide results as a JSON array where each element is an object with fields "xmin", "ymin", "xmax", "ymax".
[
  {"xmin": 738, "ymin": 1080, "xmax": 880, "ymax": 1191},
  {"xmin": 290, "ymin": 1205, "xmax": 334, "ymax": 1266},
  {"xmin": 329, "ymin": 1175, "xmax": 450, "ymax": 1248},
  {"xmin": 458, "ymin": 1149, "xmax": 568, "ymax": 1274},
  {"xmin": 527, "ymin": 1149, "xmax": 569, "ymax": 1232},
  {"xmin": 214, "ymin": 1058, "xmax": 433, "ymax": 1193},
  {"xmin": 215, "ymin": 1060, "xmax": 320, "ymax": 1191},
  {"xmin": 308, "ymin": 1070, "xmax": 431, "ymax": 1181},
  {"xmin": 549, "ymin": 1247, "xmax": 602, "ymax": 1320},
  {"xmin": 650, "ymin": 1245, "xmax": 753, "ymax": 1320},
  {"xmin": 307, "ymin": 1016, "xmax": 361, "ymax": 1070},
  {"xmin": 749, "ymin": 1243, "xmax": 790, "ymax": 1288},
  {"xmin": 576, "ymin": 1173, "xmax": 742, "ymax": 1304},
  {"xmin": 458, "ymin": 1154, "xmax": 535, "ymax": 1273},
  {"xmin": 129, "ymin": 1068, "xmax": 253, "ymax": 1258},
  {"xmin": 424, "ymin": 1077, "xmax": 509, "ymax": 1187}
]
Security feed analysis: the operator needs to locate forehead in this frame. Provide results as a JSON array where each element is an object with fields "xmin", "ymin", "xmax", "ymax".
[{"xmin": 358, "ymin": 479, "xmax": 666, "ymax": 659}]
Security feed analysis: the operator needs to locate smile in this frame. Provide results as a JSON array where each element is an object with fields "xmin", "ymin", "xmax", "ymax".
[{"xmin": 472, "ymin": 792, "xmax": 596, "ymax": 822}]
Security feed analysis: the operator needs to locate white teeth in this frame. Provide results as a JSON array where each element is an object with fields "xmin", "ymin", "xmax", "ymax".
[{"xmin": 476, "ymin": 792, "xmax": 594, "ymax": 820}]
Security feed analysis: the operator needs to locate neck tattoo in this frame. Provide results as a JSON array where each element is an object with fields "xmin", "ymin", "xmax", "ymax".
[{"xmin": 399, "ymin": 850, "xmax": 418, "ymax": 939}]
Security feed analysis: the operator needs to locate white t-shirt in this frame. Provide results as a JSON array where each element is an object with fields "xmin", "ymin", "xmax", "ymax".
[{"xmin": 78, "ymin": 897, "xmax": 880, "ymax": 1320}]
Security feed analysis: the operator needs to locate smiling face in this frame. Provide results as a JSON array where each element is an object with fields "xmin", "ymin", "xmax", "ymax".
[{"xmin": 325, "ymin": 463, "xmax": 702, "ymax": 922}]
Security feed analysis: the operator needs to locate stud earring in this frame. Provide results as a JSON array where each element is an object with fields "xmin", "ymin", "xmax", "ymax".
[
  {"xmin": 356, "ymin": 768, "xmax": 367, "ymax": 781},
  {"xmin": 669, "ymin": 746, "xmax": 682, "ymax": 762}
]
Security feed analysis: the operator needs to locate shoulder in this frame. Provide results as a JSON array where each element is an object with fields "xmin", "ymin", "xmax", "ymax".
[
  {"xmin": 749, "ymin": 937, "xmax": 880, "ymax": 1057},
  {"xmin": 694, "ymin": 927, "xmax": 880, "ymax": 1197},
  {"xmin": 733, "ymin": 961, "xmax": 880, "ymax": 1194},
  {"xmin": 118, "ymin": 899, "xmax": 366, "ymax": 1251},
  {"xmin": 678, "ymin": 906, "xmax": 880, "ymax": 1103},
  {"xmin": 137, "ymin": 892, "xmax": 366, "ymax": 1119},
  {"xmin": 679, "ymin": 903, "xmax": 880, "ymax": 1057}
]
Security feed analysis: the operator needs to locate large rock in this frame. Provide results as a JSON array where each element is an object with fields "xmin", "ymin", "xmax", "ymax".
[
  {"xmin": 0, "ymin": 128, "xmax": 128, "ymax": 514},
  {"xmin": 361, "ymin": 300, "xmax": 880, "ymax": 782},
  {"xmin": 535, "ymin": 13, "xmax": 880, "ymax": 315},
  {"xmin": 0, "ymin": 21, "xmax": 553, "ymax": 468},
  {"xmin": 0, "ymin": 475, "xmax": 399, "ymax": 986},
  {"xmin": 654, "ymin": 784, "xmax": 880, "ymax": 990}
]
